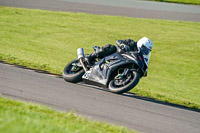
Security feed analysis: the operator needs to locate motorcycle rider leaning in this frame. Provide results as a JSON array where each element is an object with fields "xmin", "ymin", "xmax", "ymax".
[{"xmin": 85, "ymin": 37, "xmax": 153, "ymax": 76}]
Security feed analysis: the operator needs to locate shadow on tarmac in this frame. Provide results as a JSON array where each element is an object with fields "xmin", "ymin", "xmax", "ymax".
[{"xmin": 78, "ymin": 81, "xmax": 200, "ymax": 113}]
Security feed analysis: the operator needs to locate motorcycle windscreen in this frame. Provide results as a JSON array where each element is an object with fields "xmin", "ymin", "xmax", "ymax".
[{"xmin": 140, "ymin": 46, "xmax": 151, "ymax": 67}]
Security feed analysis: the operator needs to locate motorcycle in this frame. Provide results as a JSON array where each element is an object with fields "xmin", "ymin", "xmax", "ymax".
[{"xmin": 63, "ymin": 46, "xmax": 151, "ymax": 94}]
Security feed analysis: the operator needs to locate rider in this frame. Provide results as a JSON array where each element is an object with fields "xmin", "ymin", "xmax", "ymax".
[{"xmin": 86, "ymin": 37, "xmax": 153, "ymax": 76}]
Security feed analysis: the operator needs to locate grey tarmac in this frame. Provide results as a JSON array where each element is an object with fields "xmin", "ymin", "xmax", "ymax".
[{"xmin": 0, "ymin": 63, "xmax": 200, "ymax": 133}]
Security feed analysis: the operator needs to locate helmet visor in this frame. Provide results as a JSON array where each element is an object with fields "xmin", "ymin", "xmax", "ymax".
[
  {"xmin": 141, "ymin": 46, "xmax": 150, "ymax": 55},
  {"xmin": 140, "ymin": 46, "xmax": 151, "ymax": 66}
]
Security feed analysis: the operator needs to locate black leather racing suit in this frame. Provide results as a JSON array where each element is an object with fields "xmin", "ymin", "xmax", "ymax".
[{"xmin": 86, "ymin": 39, "xmax": 138, "ymax": 63}]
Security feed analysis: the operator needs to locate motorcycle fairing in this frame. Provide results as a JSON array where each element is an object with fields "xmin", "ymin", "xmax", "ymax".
[
  {"xmin": 82, "ymin": 52, "xmax": 145, "ymax": 87},
  {"xmin": 122, "ymin": 51, "xmax": 145, "ymax": 73}
]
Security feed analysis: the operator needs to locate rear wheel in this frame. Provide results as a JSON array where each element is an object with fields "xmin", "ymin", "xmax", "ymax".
[
  {"xmin": 108, "ymin": 70, "xmax": 140, "ymax": 94},
  {"xmin": 62, "ymin": 59, "xmax": 85, "ymax": 83}
]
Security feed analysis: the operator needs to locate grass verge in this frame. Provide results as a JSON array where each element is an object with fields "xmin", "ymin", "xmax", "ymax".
[
  {"xmin": 146, "ymin": 0, "xmax": 200, "ymax": 5},
  {"xmin": 0, "ymin": 7, "xmax": 200, "ymax": 110},
  {"xmin": 0, "ymin": 97, "xmax": 136, "ymax": 133}
]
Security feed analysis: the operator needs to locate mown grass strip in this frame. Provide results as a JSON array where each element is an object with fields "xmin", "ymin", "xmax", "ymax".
[
  {"xmin": 0, "ymin": 97, "xmax": 136, "ymax": 133},
  {"xmin": 147, "ymin": 0, "xmax": 200, "ymax": 5},
  {"xmin": 0, "ymin": 7, "xmax": 200, "ymax": 110}
]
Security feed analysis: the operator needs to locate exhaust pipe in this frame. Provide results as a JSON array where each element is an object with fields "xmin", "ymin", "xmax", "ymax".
[{"xmin": 77, "ymin": 48, "xmax": 84, "ymax": 59}]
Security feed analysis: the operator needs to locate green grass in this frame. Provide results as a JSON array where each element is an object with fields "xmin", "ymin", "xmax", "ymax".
[
  {"xmin": 147, "ymin": 0, "xmax": 200, "ymax": 5},
  {"xmin": 0, "ymin": 7, "xmax": 200, "ymax": 110},
  {"xmin": 0, "ymin": 97, "xmax": 136, "ymax": 133}
]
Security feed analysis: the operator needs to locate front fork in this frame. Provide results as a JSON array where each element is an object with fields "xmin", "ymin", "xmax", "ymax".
[{"xmin": 115, "ymin": 68, "xmax": 130, "ymax": 79}]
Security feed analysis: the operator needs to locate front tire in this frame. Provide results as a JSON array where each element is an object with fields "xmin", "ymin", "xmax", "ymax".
[
  {"xmin": 62, "ymin": 59, "xmax": 85, "ymax": 83},
  {"xmin": 108, "ymin": 71, "xmax": 140, "ymax": 94}
]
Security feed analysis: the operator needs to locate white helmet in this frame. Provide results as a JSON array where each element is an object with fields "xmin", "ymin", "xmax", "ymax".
[{"xmin": 137, "ymin": 37, "xmax": 153, "ymax": 51}]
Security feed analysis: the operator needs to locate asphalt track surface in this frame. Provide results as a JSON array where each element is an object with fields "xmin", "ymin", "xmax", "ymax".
[
  {"xmin": 0, "ymin": 0, "xmax": 200, "ymax": 22},
  {"xmin": 1, "ymin": 0, "xmax": 200, "ymax": 133},
  {"xmin": 1, "ymin": 63, "xmax": 200, "ymax": 133}
]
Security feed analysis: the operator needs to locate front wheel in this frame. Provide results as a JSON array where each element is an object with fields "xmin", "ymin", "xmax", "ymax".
[
  {"xmin": 63, "ymin": 59, "xmax": 85, "ymax": 83},
  {"xmin": 108, "ymin": 71, "xmax": 140, "ymax": 94}
]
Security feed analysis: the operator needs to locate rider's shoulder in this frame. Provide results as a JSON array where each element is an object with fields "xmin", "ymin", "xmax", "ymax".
[
  {"xmin": 124, "ymin": 39, "xmax": 136, "ymax": 44},
  {"xmin": 116, "ymin": 39, "xmax": 134, "ymax": 43},
  {"xmin": 125, "ymin": 38, "xmax": 134, "ymax": 41}
]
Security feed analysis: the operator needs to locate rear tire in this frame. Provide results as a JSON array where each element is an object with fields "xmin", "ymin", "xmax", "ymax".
[
  {"xmin": 108, "ymin": 71, "xmax": 140, "ymax": 94},
  {"xmin": 62, "ymin": 59, "xmax": 85, "ymax": 83}
]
